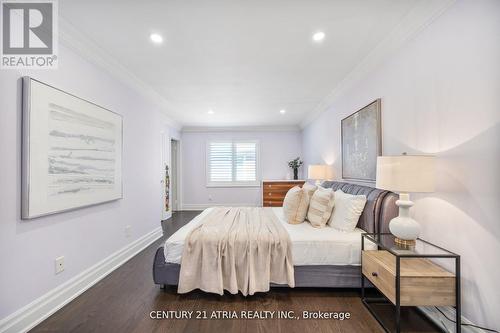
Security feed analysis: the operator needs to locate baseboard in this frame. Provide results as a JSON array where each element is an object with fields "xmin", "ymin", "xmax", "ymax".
[
  {"xmin": 181, "ymin": 203, "xmax": 258, "ymax": 211},
  {"xmin": 0, "ymin": 227, "xmax": 163, "ymax": 333},
  {"xmin": 420, "ymin": 306, "xmax": 485, "ymax": 333}
]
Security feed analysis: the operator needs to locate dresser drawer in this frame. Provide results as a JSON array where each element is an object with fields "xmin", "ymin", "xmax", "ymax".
[
  {"xmin": 264, "ymin": 183, "xmax": 302, "ymax": 190},
  {"xmin": 263, "ymin": 190, "xmax": 288, "ymax": 199},
  {"xmin": 262, "ymin": 196, "xmax": 284, "ymax": 202},
  {"xmin": 362, "ymin": 250, "xmax": 455, "ymax": 306},
  {"xmin": 262, "ymin": 200, "xmax": 283, "ymax": 207},
  {"xmin": 262, "ymin": 196, "xmax": 284, "ymax": 206}
]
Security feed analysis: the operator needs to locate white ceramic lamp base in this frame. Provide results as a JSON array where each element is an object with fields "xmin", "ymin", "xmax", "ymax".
[{"xmin": 389, "ymin": 193, "xmax": 420, "ymax": 246}]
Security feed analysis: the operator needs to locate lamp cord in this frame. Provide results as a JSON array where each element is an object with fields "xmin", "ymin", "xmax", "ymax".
[{"xmin": 434, "ymin": 307, "xmax": 499, "ymax": 333}]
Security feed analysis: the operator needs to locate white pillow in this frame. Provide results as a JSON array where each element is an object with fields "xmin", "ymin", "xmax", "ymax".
[
  {"xmin": 302, "ymin": 183, "xmax": 317, "ymax": 198},
  {"xmin": 282, "ymin": 186, "xmax": 310, "ymax": 224},
  {"xmin": 307, "ymin": 186, "xmax": 335, "ymax": 228},
  {"xmin": 329, "ymin": 190, "xmax": 367, "ymax": 232}
]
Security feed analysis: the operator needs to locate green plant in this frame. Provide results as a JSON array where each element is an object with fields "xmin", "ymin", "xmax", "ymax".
[{"xmin": 288, "ymin": 157, "xmax": 303, "ymax": 169}]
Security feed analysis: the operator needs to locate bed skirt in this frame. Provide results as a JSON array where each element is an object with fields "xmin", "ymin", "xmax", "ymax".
[{"xmin": 153, "ymin": 247, "xmax": 371, "ymax": 289}]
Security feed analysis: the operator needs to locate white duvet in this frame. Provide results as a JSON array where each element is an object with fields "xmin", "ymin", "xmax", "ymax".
[{"xmin": 164, "ymin": 207, "xmax": 376, "ymax": 266}]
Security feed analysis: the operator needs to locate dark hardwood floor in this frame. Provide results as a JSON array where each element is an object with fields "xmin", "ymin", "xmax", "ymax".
[{"xmin": 31, "ymin": 211, "xmax": 441, "ymax": 333}]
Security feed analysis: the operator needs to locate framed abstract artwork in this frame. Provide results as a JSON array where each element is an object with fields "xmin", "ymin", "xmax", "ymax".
[
  {"xmin": 22, "ymin": 77, "xmax": 123, "ymax": 219},
  {"xmin": 341, "ymin": 99, "xmax": 381, "ymax": 182}
]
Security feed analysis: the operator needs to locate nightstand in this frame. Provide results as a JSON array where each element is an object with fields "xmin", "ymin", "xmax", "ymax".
[{"xmin": 361, "ymin": 233, "xmax": 460, "ymax": 333}]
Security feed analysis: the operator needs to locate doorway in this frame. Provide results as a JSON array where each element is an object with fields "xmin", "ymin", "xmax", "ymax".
[
  {"xmin": 161, "ymin": 132, "xmax": 170, "ymax": 221},
  {"xmin": 170, "ymin": 139, "xmax": 180, "ymax": 212}
]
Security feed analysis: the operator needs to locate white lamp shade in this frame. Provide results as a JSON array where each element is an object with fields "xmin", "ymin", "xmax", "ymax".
[
  {"xmin": 308, "ymin": 164, "xmax": 328, "ymax": 180},
  {"xmin": 376, "ymin": 155, "xmax": 435, "ymax": 193}
]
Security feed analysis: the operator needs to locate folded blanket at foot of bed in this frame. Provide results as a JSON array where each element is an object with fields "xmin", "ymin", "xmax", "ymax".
[{"xmin": 177, "ymin": 207, "xmax": 295, "ymax": 296}]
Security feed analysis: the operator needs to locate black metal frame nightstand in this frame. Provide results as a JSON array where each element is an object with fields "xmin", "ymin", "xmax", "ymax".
[{"xmin": 361, "ymin": 233, "xmax": 461, "ymax": 333}]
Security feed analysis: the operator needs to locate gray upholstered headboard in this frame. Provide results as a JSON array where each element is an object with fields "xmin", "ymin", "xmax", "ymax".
[{"xmin": 321, "ymin": 181, "xmax": 398, "ymax": 234}]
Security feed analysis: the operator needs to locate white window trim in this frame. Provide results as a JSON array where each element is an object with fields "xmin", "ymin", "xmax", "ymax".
[{"xmin": 206, "ymin": 140, "xmax": 261, "ymax": 188}]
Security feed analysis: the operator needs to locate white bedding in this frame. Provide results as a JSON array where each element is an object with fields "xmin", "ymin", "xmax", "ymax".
[{"xmin": 164, "ymin": 207, "xmax": 375, "ymax": 266}]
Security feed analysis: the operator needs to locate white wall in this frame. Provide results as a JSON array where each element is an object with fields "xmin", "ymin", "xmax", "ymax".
[
  {"xmin": 181, "ymin": 130, "xmax": 302, "ymax": 208},
  {"xmin": 302, "ymin": 0, "xmax": 500, "ymax": 329},
  {"xmin": 0, "ymin": 45, "xmax": 176, "ymax": 319}
]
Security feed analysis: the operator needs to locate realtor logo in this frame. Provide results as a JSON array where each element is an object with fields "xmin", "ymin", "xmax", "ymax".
[{"xmin": 1, "ymin": 0, "xmax": 58, "ymax": 68}]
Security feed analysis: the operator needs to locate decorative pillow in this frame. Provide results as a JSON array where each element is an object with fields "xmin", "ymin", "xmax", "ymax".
[
  {"xmin": 307, "ymin": 186, "xmax": 335, "ymax": 228},
  {"xmin": 282, "ymin": 186, "xmax": 310, "ymax": 224},
  {"xmin": 329, "ymin": 190, "xmax": 367, "ymax": 232},
  {"xmin": 302, "ymin": 183, "xmax": 317, "ymax": 198}
]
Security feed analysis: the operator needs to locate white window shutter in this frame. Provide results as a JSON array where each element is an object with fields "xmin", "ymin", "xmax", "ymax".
[
  {"xmin": 208, "ymin": 142, "xmax": 233, "ymax": 182},
  {"xmin": 235, "ymin": 142, "xmax": 257, "ymax": 182},
  {"xmin": 207, "ymin": 140, "xmax": 259, "ymax": 186}
]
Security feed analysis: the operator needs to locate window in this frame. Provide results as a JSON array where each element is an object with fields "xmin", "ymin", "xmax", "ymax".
[{"xmin": 206, "ymin": 140, "xmax": 260, "ymax": 187}]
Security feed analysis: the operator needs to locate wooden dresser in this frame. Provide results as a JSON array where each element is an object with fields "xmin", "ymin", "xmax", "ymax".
[{"xmin": 262, "ymin": 180, "xmax": 305, "ymax": 207}]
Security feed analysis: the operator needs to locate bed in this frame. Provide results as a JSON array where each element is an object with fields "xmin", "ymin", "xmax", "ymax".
[{"xmin": 153, "ymin": 181, "xmax": 398, "ymax": 290}]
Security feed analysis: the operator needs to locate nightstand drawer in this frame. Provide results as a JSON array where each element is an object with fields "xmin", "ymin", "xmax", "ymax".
[
  {"xmin": 362, "ymin": 251, "xmax": 396, "ymax": 302},
  {"xmin": 362, "ymin": 250, "xmax": 456, "ymax": 306}
]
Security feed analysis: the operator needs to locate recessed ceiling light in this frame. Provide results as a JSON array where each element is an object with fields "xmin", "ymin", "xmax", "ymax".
[
  {"xmin": 208, "ymin": 109, "xmax": 214, "ymax": 115},
  {"xmin": 150, "ymin": 33, "xmax": 163, "ymax": 44},
  {"xmin": 312, "ymin": 31, "xmax": 325, "ymax": 43},
  {"xmin": 280, "ymin": 109, "xmax": 286, "ymax": 114}
]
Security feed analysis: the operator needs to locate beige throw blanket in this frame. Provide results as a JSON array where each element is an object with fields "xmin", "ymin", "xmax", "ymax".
[{"xmin": 178, "ymin": 207, "xmax": 295, "ymax": 296}]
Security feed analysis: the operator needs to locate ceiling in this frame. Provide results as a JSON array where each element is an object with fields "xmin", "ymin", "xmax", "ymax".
[{"xmin": 59, "ymin": 0, "xmax": 447, "ymax": 128}]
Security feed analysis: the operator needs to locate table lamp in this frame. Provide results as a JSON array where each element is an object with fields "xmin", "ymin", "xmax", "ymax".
[
  {"xmin": 376, "ymin": 154, "xmax": 435, "ymax": 246},
  {"xmin": 308, "ymin": 165, "xmax": 328, "ymax": 186}
]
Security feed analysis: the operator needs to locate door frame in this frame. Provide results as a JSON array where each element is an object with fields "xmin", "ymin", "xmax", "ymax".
[
  {"xmin": 161, "ymin": 131, "xmax": 171, "ymax": 221},
  {"xmin": 170, "ymin": 138, "xmax": 181, "ymax": 211},
  {"xmin": 161, "ymin": 130, "xmax": 182, "ymax": 220}
]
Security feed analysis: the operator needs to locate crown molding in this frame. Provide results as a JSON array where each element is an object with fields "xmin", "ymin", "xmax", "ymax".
[
  {"xmin": 300, "ymin": 0, "xmax": 456, "ymax": 129},
  {"xmin": 58, "ymin": 1, "xmax": 455, "ymax": 132},
  {"xmin": 181, "ymin": 125, "xmax": 301, "ymax": 133},
  {"xmin": 58, "ymin": 17, "xmax": 182, "ymax": 130}
]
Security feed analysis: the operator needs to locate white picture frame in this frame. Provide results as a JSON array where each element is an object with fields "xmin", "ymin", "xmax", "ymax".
[{"xmin": 22, "ymin": 77, "xmax": 123, "ymax": 219}]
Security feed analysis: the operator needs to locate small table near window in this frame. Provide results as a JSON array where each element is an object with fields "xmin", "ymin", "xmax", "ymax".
[{"xmin": 361, "ymin": 233, "xmax": 460, "ymax": 333}]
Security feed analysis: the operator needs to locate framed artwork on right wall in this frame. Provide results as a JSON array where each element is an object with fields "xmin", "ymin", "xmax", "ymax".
[{"xmin": 341, "ymin": 99, "xmax": 381, "ymax": 182}]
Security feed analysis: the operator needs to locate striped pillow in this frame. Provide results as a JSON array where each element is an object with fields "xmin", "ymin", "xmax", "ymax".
[
  {"xmin": 283, "ymin": 186, "xmax": 310, "ymax": 224},
  {"xmin": 302, "ymin": 183, "xmax": 317, "ymax": 199},
  {"xmin": 307, "ymin": 186, "xmax": 335, "ymax": 228}
]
